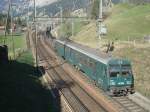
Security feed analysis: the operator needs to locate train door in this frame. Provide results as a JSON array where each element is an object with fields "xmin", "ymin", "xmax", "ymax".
[
  {"xmin": 96, "ymin": 63, "xmax": 103, "ymax": 88},
  {"xmin": 96, "ymin": 63, "xmax": 108, "ymax": 90},
  {"xmin": 70, "ymin": 49, "xmax": 74, "ymax": 64},
  {"xmin": 65, "ymin": 47, "xmax": 70, "ymax": 61},
  {"xmin": 102, "ymin": 66, "xmax": 108, "ymax": 91},
  {"xmin": 91, "ymin": 61, "xmax": 97, "ymax": 81},
  {"xmin": 68, "ymin": 48, "xmax": 74, "ymax": 63}
]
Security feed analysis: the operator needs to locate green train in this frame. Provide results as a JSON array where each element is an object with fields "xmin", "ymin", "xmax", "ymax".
[{"xmin": 54, "ymin": 39, "xmax": 135, "ymax": 96}]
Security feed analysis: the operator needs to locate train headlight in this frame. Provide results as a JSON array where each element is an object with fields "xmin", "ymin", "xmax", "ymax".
[
  {"xmin": 118, "ymin": 82, "xmax": 124, "ymax": 85},
  {"xmin": 127, "ymin": 81, "xmax": 131, "ymax": 84},
  {"xmin": 110, "ymin": 80, "xmax": 115, "ymax": 85}
]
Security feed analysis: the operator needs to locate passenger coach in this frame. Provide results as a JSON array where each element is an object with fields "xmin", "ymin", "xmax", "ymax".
[{"xmin": 54, "ymin": 39, "xmax": 135, "ymax": 95}]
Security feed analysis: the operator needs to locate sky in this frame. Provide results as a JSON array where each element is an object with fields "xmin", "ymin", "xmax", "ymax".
[
  {"xmin": 0, "ymin": 0, "xmax": 57, "ymax": 8},
  {"xmin": 30, "ymin": 0, "xmax": 57, "ymax": 7},
  {"xmin": 0, "ymin": 0, "xmax": 58, "ymax": 14}
]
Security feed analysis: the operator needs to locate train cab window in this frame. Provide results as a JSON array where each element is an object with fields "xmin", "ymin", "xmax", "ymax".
[
  {"xmin": 122, "ymin": 65, "xmax": 131, "ymax": 68},
  {"xmin": 110, "ymin": 72, "xmax": 120, "ymax": 77},
  {"xmin": 122, "ymin": 71, "xmax": 130, "ymax": 76}
]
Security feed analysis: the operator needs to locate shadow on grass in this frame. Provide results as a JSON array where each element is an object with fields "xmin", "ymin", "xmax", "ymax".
[{"xmin": 0, "ymin": 61, "xmax": 61, "ymax": 112}]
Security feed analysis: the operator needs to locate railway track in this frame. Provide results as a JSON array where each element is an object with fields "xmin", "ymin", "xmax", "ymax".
[
  {"xmin": 38, "ymin": 44, "xmax": 89, "ymax": 112},
  {"xmin": 42, "ymin": 38, "xmax": 110, "ymax": 111},
  {"xmin": 42, "ymin": 37, "xmax": 149, "ymax": 112},
  {"xmin": 42, "ymin": 74, "xmax": 74, "ymax": 112},
  {"xmin": 37, "ymin": 47, "xmax": 74, "ymax": 112},
  {"xmin": 38, "ymin": 39, "xmax": 107, "ymax": 112},
  {"xmin": 112, "ymin": 96, "xmax": 148, "ymax": 112}
]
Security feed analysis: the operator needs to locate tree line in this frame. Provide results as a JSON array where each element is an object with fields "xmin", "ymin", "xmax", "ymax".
[{"xmin": 0, "ymin": 13, "xmax": 25, "ymax": 34}]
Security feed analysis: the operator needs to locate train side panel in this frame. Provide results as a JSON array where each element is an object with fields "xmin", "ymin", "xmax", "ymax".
[
  {"xmin": 96, "ymin": 62, "xmax": 109, "ymax": 91},
  {"xmin": 64, "ymin": 45, "xmax": 109, "ymax": 91},
  {"xmin": 55, "ymin": 41, "xmax": 65, "ymax": 58},
  {"xmin": 64, "ymin": 45, "xmax": 95, "ymax": 79}
]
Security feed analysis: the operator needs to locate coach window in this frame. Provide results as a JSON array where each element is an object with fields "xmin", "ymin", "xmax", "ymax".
[
  {"xmin": 88, "ymin": 59, "xmax": 93, "ymax": 68},
  {"xmin": 91, "ymin": 62, "xmax": 96, "ymax": 68},
  {"xmin": 59, "ymin": 44, "xmax": 61, "ymax": 48},
  {"xmin": 69, "ymin": 48, "xmax": 71, "ymax": 56},
  {"xmin": 75, "ymin": 53, "xmax": 78, "ymax": 59},
  {"xmin": 71, "ymin": 48, "xmax": 73, "ymax": 56},
  {"xmin": 80, "ymin": 57, "xmax": 84, "ymax": 64},
  {"xmin": 89, "ymin": 62, "xmax": 92, "ymax": 67},
  {"xmin": 82, "ymin": 58, "xmax": 86, "ymax": 65},
  {"xmin": 81, "ymin": 58, "xmax": 86, "ymax": 65},
  {"xmin": 78, "ymin": 54, "xmax": 82, "ymax": 60},
  {"xmin": 68, "ymin": 48, "xmax": 71, "ymax": 55},
  {"xmin": 85, "ymin": 57, "xmax": 89, "ymax": 65},
  {"xmin": 60, "ymin": 44, "xmax": 63, "ymax": 49}
]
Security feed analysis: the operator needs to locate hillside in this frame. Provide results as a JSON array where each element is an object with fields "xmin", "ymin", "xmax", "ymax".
[
  {"xmin": 105, "ymin": 3, "xmax": 150, "ymax": 40},
  {"xmin": 72, "ymin": 3, "xmax": 150, "ymax": 42},
  {"xmin": 0, "ymin": 0, "xmax": 91, "ymax": 18},
  {"xmin": 37, "ymin": 0, "xmax": 90, "ymax": 17},
  {"xmin": 71, "ymin": 3, "xmax": 150, "ymax": 98}
]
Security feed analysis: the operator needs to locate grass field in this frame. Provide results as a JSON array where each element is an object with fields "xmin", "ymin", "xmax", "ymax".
[
  {"xmin": 0, "ymin": 34, "xmax": 27, "ymax": 58},
  {"xmin": 57, "ymin": 21, "xmax": 88, "ymax": 38},
  {"xmin": 0, "ymin": 51, "xmax": 54, "ymax": 112},
  {"xmin": 72, "ymin": 3, "xmax": 150, "ymax": 43},
  {"xmin": 105, "ymin": 3, "xmax": 150, "ymax": 40}
]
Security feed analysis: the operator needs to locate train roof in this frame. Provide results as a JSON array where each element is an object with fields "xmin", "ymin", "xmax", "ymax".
[{"xmin": 56, "ymin": 39, "xmax": 131, "ymax": 65}]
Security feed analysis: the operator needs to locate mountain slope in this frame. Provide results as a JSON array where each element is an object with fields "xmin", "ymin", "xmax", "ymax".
[
  {"xmin": 37, "ymin": 0, "xmax": 90, "ymax": 16},
  {"xmin": 105, "ymin": 3, "xmax": 150, "ymax": 40},
  {"xmin": 72, "ymin": 3, "xmax": 150, "ymax": 42}
]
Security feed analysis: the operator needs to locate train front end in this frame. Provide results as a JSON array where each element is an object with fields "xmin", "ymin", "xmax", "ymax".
[{"xmin": 108, "ymin": 59, "xmax": 135, "ymax": 96}]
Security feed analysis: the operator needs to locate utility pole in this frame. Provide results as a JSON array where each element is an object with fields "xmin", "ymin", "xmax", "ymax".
[
  {"xmin": 71, "ymin": 1, "xmax": 75, "ymax": 37},
  {"xmin": 60, "ymin": 7, "xmax": 63, "ymax": 36},
  {"xmin": 58, "ymin": 6, "xmax": 63, "ymax": 37},
  {"xmin": 98, "ymin": 0, "xmax": 103, "ymax": 39},
  {"xmin": 34, "ymin": 0, "xmax": 36, "ymax": 22},
  {"xmin": 71, "ymin": 20, "xmax": 74, "ymax": 37},
  {"xmin": 4, "ymin": 0, "xmax": 11, "ymax": 45},
  {"xmin": 57, "ymin": 0, "xmax": 63, "ymax": 37},
  {"xmin": 10, "ymin": 0, "xmax": 16, "ymax": 59},
  {"xmin": 25, "ymin": 3, "xmax": 30, "ymax": 49},
  {"xmin": 34, "ymin": 0, "xmax": 38, "ymax": 69},
  {"xmin": 27, "ymin": 5, "xmax": 29, "ymax": 29}
]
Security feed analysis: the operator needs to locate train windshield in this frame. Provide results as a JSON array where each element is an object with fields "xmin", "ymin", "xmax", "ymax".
[
  {"xmin": 122, "ymin": 65, "xmax": 131, "ymax": 70},
  {"xmin": 110, "ymin": 71, "xmax": 131, "ymax": 77},
  {"xmin": 122, "ymin": 71, "xmax": 130, "ymax": 76},
  {"xmin": 109, "ymin": 64, "xmax": 132, "ymax": 77},
  {"xmin": 110, "ymin": 72, "xmax": 120, "ymax": 77}
]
